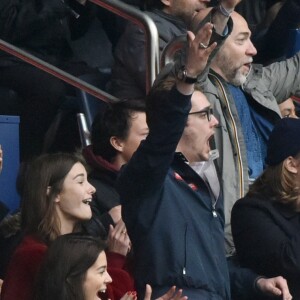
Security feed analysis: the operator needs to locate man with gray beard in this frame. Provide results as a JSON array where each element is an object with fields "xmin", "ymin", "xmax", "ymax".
[{"xmin": 189, "ymin": 10, "xmax": 300, "ymax": 255}]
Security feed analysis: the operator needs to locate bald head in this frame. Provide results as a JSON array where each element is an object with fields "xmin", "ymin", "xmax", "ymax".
[{"xmin": 230, "ymin": 11, "xmax": 251, "ymax": 35}]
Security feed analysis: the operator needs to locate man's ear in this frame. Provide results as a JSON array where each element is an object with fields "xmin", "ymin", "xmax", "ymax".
[
  {"xmin": 110, "ymin": 136, "xmax": 124, "ymax": 152},
  {"xmin": 161, "ymin": 0, "xmax": 171, "ymax": 8},
  {"xmin": 284, "ymin": 156, "xmax": 298, "ymax": 174}
]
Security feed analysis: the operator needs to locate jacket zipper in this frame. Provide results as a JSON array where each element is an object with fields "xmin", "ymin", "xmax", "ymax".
[
  {"xmin": 183, "ymin": 224, "xmax": 187, "ymax": 275},
  {"xmin": 209, "ymin": 73, "xmax": 245, "ymax": 198},
  {"xmin": 212, "ymin": 201, "xmax": 218, "ymax": 217}
]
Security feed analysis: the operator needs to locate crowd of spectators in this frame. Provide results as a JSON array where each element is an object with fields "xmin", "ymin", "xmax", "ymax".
[{"xmin": 1, "ymin": 0, "xmax": 300, "ymax": 299}]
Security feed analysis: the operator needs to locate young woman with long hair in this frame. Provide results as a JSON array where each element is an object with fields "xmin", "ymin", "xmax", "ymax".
[
  {"xmin": 34, "ymin": 234, "xmax": 187, "ymax": 300},
  {"xmin": 1, "ymin": 152, "xmax": 96, "ymax": 300}
]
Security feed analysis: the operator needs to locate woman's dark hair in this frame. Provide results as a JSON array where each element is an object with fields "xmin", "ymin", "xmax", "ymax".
[
  {"xmin": 248, "ymin": 152, "xmax": 300, "ymax": 208},
  {"xmin": 91, "ymin": 99, "xmax": 145, "ymax": 162},
  {"xmin": 34, "ymin": 234, "xmax": 107, "ymax": 300},
  {"xmin": 21, "ymin": 152, "xmax": 87, "ymax": 243}
]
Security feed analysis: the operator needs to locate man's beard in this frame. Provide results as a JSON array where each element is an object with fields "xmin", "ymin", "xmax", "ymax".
[
  {"xmin": 214, "ymin": 52, "xmax": 249, "ymax": 86},
  {"xmin": 229, "ymin": 69, "xmax": 247, "ymax": 86}
]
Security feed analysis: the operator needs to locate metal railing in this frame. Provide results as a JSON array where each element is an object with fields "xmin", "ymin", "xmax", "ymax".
[
  {"xmin": 0, "ymin": 39, "xmax": 118, "ymax": 103},
  {"xmin": 0, "ymin": 0, "xmax": 160, "ymax": 100},
  {"xmin": 90, "ymin": 0, "xmax": 160, "ymax": 93}
]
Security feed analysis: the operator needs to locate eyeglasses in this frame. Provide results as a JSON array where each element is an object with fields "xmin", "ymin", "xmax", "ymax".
[{"xmin": 189, "ymin": 107, "xmax": 214, "ymax": 121}]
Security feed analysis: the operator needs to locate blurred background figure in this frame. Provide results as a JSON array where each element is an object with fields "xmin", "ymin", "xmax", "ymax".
[{"xmin": 279, "ymin": 97, "xmax": 299, "ymax": 118}]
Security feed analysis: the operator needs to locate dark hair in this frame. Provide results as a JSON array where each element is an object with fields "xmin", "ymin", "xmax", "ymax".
[
  {"xmin": 21, "ymin": 152, "xmax": 87, "ymax": 243},
  {"xmin": 248, "ymin": 152, "xmax": 300, "ymax": 209},
  {"xmin": 91, "ymin": 99, "xmax": 146, "ymax": 162},
  {"xmin": 34, "ymin": 234, "xmax": 107, "ymax": 300},
  {"xmin": 143, "ymin": 0, "xmax": 164, "ymax": 10}
]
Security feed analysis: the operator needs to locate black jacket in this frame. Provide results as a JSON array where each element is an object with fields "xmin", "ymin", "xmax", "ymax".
[
  {"xmin": 110, "ymin": 9, "xmax": 186, "ymax": 99},
  {"xmin": 232, "ymin": 195, "xmax": 300, "ymax": 299},
  {"xmin": 0, "ymin": 0, "xmax": 94, "ymax": 66}
]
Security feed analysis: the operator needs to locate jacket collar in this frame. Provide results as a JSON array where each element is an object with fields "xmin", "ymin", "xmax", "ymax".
[
  {"xmin": 273, "ymin": 201, "xmax": 299, "ymax": 219},
  {"xmin": 82, "ymin": 145, "xmax": 118, "ymax": 174}
]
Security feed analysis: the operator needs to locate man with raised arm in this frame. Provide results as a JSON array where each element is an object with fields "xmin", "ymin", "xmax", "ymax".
[{"xmin": 116, "ymin": 10, "xmax": 292, "ymax": 299}]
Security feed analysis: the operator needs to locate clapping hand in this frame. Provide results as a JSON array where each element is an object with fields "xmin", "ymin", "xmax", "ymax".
[
  {"xmin": 144, "ymin": 285, "xmax": 188, "ymax": 300},
  {"xmin": 107, "ymin": 219, "xmax": 131, "ymax": 256}
]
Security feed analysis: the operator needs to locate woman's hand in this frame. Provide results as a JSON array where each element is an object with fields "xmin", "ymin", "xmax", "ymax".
[
  {"xmin": 119, "ymin": 291, "xmax": 137, "ymax": 300},
  {"xmin": 144, "ymin": 284, "xmax": 188, "ymax": 300}
]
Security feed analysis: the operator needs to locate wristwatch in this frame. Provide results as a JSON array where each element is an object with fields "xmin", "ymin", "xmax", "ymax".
[{"xmin": 176, "ymin": 66, "xmax": 198, "ymax": 84}]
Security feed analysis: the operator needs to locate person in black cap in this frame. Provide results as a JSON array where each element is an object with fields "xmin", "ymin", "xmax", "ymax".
[{"xmin": 231, "ymin": 117, "xmax": 300, "ymax": 299}]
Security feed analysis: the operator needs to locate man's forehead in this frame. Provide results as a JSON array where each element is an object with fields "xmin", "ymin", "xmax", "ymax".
[
  {"xmin": 191, "ymin": 91, "xmax": 209, "ymax": 108},
  {"xmin": 231, "ymin": 13, "xmax": 251, "ymax": 37}
]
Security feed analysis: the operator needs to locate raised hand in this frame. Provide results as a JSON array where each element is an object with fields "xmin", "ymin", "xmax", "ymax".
[
  {"xmin": 185, "ymin": 22, "xmax": 217, "ymax": 78},
  {"xmin": 176, "ymin": 22, "xmax": 217, "ymax": 96}
]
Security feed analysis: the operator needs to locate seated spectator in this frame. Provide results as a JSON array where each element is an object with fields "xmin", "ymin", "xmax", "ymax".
[
  {"xmin": 34, "ymin": 233, "xmax": 187, "ymax": 300},
  {"xmin": 232, "ymin": 118, "xmax": 300, "ymax": 299},
  {"xmin": 0, "ymin": 0, "xmax": 99, "ymax": 160},
  {"xmin": 109, "ymin": 0, "xmax": 212, "ymax": 99},
  {"xmin": 279, "ymin": 97, "xmax": 299, "ymax": 118},
  {"xmin": 83, "ymin": 99, "xmax": 148, "ymax": 237}
]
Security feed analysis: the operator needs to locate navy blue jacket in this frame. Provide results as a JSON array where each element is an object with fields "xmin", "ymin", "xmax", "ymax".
[{"xmin": 116, "ymin": 86, "xmax": 231, "ymax": 299}]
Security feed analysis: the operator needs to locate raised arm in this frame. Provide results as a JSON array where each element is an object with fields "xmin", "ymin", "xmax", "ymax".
[{"xmin": 116, "ymin": 23, "xmax": 216, "ymax": 232}]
